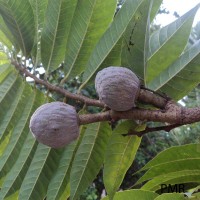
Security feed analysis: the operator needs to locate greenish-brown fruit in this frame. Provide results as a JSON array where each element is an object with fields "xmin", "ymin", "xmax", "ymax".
[
  {"xmin": 29, "ymin": 102, "xmax": 79, "ymax": 148},
  {"xmin": 95, "ymin": 66, "xmax": 140, "ymax": 111}
]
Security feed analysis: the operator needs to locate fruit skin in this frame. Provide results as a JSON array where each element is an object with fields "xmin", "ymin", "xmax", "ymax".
[
  {"xmin": 95, "ymin": 66, "xmax": 140, "ymax": 111},
  {"xmin": 29, "ymin": 102, "xmax": 79, "ymax": 148}
]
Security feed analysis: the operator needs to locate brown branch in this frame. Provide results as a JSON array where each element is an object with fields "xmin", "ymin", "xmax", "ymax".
[
  {"xmin": 12, "ymin": 61, "xmax": 200, "ymax": 135},
  {"xmin": 12, "ymin": 61, "xmax": 105, "ymax": 108},
  {"xmin": 79, "ymin": 102, "xmax": 200, "ymax": 132},
  {"xmin": 12, "ymin": 61, "xmax": 170, "ymax": 110}
]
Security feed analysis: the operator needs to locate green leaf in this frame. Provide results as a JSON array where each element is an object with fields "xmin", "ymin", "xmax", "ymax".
[
  {"xmin": 85, "ymin": 39, "xmax": 122, "ymax": 86},
  {"xmin": 148, "ymin": 40, "xmax": 200, "ymax": 100},
  {"xmin": 64, "ymin": 0, "xmax": 117, "ymax": 80},
  {"xmin": 142, "ymin": 170, "xmax": 200, "ymax": 191},
  {"xmin": 136, "ymin": 158, "xmax": 200, "ymax": 185},
  {"xmin": 46, "ymin": 124, "xmax": 87, "ymax": 200},
  {"xmin": 103, "ymin": 121, "xmax": 142, "ymax": 200},
  {"xmin": 121, "ymin": 0, "xmax": 152, "ymax": 81},
  {"xmin": 0, "ymin": 132, "xmax": 37, "ymax": 199},
  {"xmin": 147, "ymin": 4, "xmax": 199, "ymax": 82},
  {"xmin": 154, "ymin": 193, "xmax": 186, "ymax": 200},
  {"xmin": 46, "ymin": 142, "xmax": 76, "ymax": 200},
  {"xmin": 0, "ymin": 0, "xmax": 35, "ymax": 56},
  {"xmin": 81, "ymin": 0, "xmax": 144, "ymax": 87},
  {"xmin": 29, "ymin": 0, "xmax": 48, "ymax": 66},
  {"xmin": 70, "ymin": 122, "xmax": 111, "ymax": 200},
  {"xmin": 0, "ymin": 80, "xmax": 36, "ymax": 180},
  {"xmin": 0, "ymin": 16, "xmax": 19, "ymax": 51},
  {"xmin": 0, "ymin": 52, "xmax": 8, "ymax": 65},
  {"xmin": 41, "ymin": 0, "xmax": 77, "ymax": 73},
  {"xmin": 134, "ymin": 144, "xmax": 200, "ymax": 191},
  {"xmin": 150, "ymin": 0, "xmax": 163, "ymax": 22},
  {"xmin": 138, "ymin": 144, "xmax": 200, "ymax": 171},
  {"xmin": 19, "ymin": 144, "xmax": 63, "ymax": 200},
  {"xmin": 101, "ymin": 189, "xmax": 158, "ymax": 200}
]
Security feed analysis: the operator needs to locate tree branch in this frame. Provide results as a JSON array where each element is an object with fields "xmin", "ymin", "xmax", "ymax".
[
  {"xmin": 11, "ymin": 61, "xmax": 169, "ymax": 109},
  {"xmin": 12, "ymin": 61, "xmax": 200, "ymax": 135},
  {"xmin": 12, "ymin": 61, "xmax": 105, "ymax": 108}
]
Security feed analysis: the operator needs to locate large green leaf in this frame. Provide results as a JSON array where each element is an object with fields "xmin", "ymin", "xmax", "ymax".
[
  {"xmin": 0, "ymin": 0, "xmax": 35, "ymax": 56},
  {"xmin": 0, "ymin": 16, "xmax": 18, "ymax": 50},
  {"xmin": 142, "ymin": 170, "xmax": 200, "ymax": 191},
  {"xmin": 19, "ymin": 144, "xmax": 63, "ymax": 200},
  {"xmin": 63, "ymin": 0, "xmax": 116, "ymax": 80},
  {"xmin": 0, "ymin": 30, "xmax": 12, "ymax": 50},
  {"xmin": 148, "ymin": 40, "xmax": 200, "ymax": 100},
  {"xmin": 41, "ymin": 0, "xmax": 77, "ymax": 73},
  {"xmin": 46, "ymin": 124, "xmax": 87, "ymax": 200},
  {"xmin": 134, "ymin": 144, "xmax": 200, "ymax": 191},
  {"xmin": 0, "ymin": 129, "xmax": 38, "ymax": 199},
  {"xmin": 147, "ymin": 4, "xmax": 199, "ymax": 82},
  {"xmin": 29, "ymin": 0, "xmax": 48, "ymax": 66},
  {"xmin": 103, "ymin": 121, "xmax": 142, "ymax": 200},
  {"xmin": 136, "ymin": 158, "xmax": 200, "ymax": 185},
  {"xmin": 121, "ymin": 0, "xmax": 152, "ymax": 81},
  {"xmin": 0, "ymin": 82, "xmax": 36, "ymax": 181},
  {"xmin": 137, "ymin": 144, "xmax": 200, "ymax": 171},
  {"xmin": 81, "ymin": 0, "xmax": 144, "ymax": 87},
  {"xmin": 85, "ymin": 39, "xmax": 122, "ymax": 86},
  {"xmin": 70, "ymin": 122, "xmax": 111, "ymax": 200},
  {"xmin": 0, "ymin": 64, "xmax": 70, "ymax": 199},
  {"xmin": 102, "ymin": 189, "xmax": 158, "ymax": 200}
]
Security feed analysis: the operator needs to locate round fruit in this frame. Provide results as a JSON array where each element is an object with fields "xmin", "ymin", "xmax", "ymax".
[
  {"xmin": 95, "ymin": 66, "xmax": 140, "ymax": 111},
  {"xmin": 29, "ymin": 102, "xmax": 79, "ymax": 148}
]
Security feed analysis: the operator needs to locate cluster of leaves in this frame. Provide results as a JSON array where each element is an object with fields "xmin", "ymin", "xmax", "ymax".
[{"xmin": 1, "ymin": 0, "xmax": 200, "ymax": 199}]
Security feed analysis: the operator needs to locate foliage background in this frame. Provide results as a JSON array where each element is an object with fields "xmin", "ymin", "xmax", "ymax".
[{"xmin": 0, "ymin": 0, "xmax": 200, "ymax": 200}]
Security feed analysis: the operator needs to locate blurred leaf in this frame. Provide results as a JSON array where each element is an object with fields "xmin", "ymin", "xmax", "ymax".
[
  {"xmin": 147, "ymin": 4, "xmax": 199, "ymax": 82},
  {"xmin": 154, "ymin": 193, "xmax": 186, "ymax": 200},
  {"xmin": 0, "ymin": 0, "xmax": 35, "ymax": 55},
  {"xmin": 70, "ymin": 122, "xmax": 111, "ymax": 200},
  {"xmin": 0, "ymin": 52, "xmax": 8, "ymax": 65},
  {"xmin": 121, "ymin": 0, "xmax": 152, "ymax": 81},
  {"xmin": 148, "ymin": 40, "xmax": 200, "ymax": 100},
  {"xmin": 64, "ymin": 0, "xmax": 116, "ymax": 80},
  {"xmin": 150, "ymin": 0, "xmax": 163, "ymax": 22},
  {"xmin": 101, "ymin": 189, "xmax": 158, "ymax": 200},
  {"xmin": 41, "ymin": 0, "xmax": 77, "ymax": 73},
  {"xmin": 103, "ymin": 121, "xmax": 142, "ymax": 199},
  {"xmin": 81, "ymin": 0, "xmax": 144, "ymax": 87}
]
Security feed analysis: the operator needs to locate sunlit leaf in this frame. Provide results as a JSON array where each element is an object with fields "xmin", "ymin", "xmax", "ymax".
[
  {"xmin": 103, "ymin": 121, "xmax": 142, "ymax": 199},
  {"xmin": 148, "ymin": 40, "xmax": 200, "ymax": 100},
  {"xmin": 147, "ymin": 4, "xmax": 199, "ymax": 82}
]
